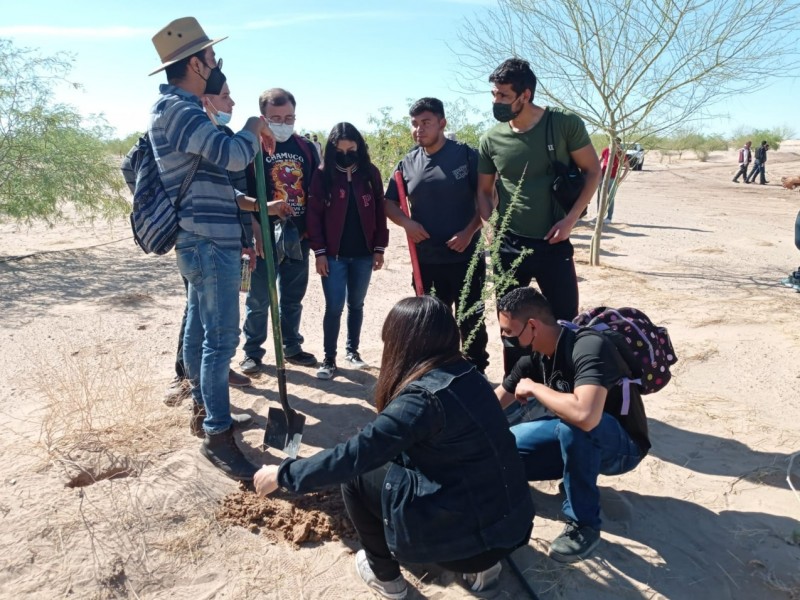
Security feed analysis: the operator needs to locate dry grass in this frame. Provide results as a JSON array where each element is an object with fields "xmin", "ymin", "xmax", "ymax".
[
  {"xmin": 35, "ymin": 347, "xmax": 185, "ymax": 487},
  {"xmin": 17, "ymin": 346, "xmax": 235, "ymax": 597}
]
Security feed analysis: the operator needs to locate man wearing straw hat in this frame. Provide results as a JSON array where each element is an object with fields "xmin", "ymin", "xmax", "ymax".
[{"xmin": 148, "ymin": 17, "xmax": 274, "ymax": 481}]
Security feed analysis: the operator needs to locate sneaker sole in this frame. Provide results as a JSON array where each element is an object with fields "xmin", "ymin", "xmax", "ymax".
[
  {"xmin": 316, "ymin": 371, "xmax": 335, "ymax": 380},
  {"xmin": 287, "ymin": 358, "xmax": 318, "ymax": 367},
  {"xmin": 228, "ymin": 380, "xmax": 252, "ymax": 388},
  {"xmin": 548, "ymin": 536, "xmax": 600, "ymax": 563},
  {"xmin": 239, "ymin": 365, "xmax": 262, "ymax": 375}
]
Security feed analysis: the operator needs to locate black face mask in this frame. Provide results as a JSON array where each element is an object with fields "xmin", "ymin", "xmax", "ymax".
[
  {"xmin": 492, "ymin": 96, "xmax": 522, "ymax": 123},
  {"xmin": 200, "ymin": 58, "xmax": 226, "ymax": 96},
  {"xmin": 502, "ymin": 321, "xmax": 530, "ymax": 350},
  {"xmin": 335, "ymin": 150, "xmax": 358, "ymax": 168}
]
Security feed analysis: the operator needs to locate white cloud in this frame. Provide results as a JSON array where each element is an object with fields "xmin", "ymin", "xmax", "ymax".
[
  {"xmin": 240, "ymin": 11, "xmax": 400, "ymax": 29},
  {"xmin": 0, "ymin": 25, "xmax": 151, "ymax": 38}
]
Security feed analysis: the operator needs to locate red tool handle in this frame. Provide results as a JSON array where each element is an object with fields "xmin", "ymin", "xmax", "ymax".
[{"xmin": 394, "ymin": 170, "xmax": 424, "ymax": 297}]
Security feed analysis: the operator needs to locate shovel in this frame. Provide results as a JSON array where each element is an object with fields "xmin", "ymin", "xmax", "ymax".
[
  {"xmin": 253, "ymin": 148, "xmax": 306, "ymax": 458},
  {"xmin": 393, "ymin": 171, "xmax": 424, "ymax": 296}
]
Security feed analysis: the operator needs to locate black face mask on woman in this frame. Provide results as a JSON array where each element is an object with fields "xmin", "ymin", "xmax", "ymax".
[{"xmin": 335, "ymin": 150, "xmax": 358, "ymax": 168}]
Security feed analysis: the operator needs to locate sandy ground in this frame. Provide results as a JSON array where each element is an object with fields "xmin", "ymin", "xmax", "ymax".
[{"xmin": 1, "ymin": 147, "xmax": 799, "ymax": 599}]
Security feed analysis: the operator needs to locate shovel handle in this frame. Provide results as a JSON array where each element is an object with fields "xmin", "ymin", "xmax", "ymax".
[
  {"xmin": 394, "ymin": 170, "xmax": 424, "ymax": 297},
  {"xmin": 254, "ymin": 149, "xmax": 285, "ymax": 370},
  {"xmin": 276, "ymin": 367, "xmax": 294, "ymax": 416}
]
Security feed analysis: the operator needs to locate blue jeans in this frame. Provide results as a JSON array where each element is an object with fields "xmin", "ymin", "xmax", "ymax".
[
  {"xmin": 511, "ymin": 414, "xmax": 643, "ymax": 529},
  {"xmin": 242, "ymin": 239, "xmax": 310, "ymax": 360},
  {"xmin": 747, "ymin": 160, "xmax": 765, "ymax": 183},
  {"xmin": 320, "ymin": 256, "xmax": 373, "ymax": 359},
  {"xmin": 175, "ymin": 233, "xmax": 239, "ymax": 434},
  {"xmin": 596, "ymin": 176, "xmax": 616, "ymax": 220}
]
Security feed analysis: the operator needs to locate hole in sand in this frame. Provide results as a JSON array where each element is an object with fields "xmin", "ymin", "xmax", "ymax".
[{"xmin": 66, "ymin": 465, "xmax": 135, "ymax": 488}]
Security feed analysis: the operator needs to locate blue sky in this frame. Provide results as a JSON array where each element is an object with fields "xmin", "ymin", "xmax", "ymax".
[{"xmin": 2, "ymin": 0, "xmax": 797, "ymax": 139}]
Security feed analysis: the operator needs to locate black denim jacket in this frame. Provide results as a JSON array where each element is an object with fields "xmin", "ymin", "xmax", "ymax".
[{"xmin": 277, "ymin": 360, "xmax": 535, "ymax": 563}]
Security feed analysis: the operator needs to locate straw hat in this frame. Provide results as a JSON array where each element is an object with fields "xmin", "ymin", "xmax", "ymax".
[{"xmin": 150, "ymin": 17, "xmax": 227, "ymax": 76}]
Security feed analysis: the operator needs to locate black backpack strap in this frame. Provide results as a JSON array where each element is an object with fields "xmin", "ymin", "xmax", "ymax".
[
  {"xmin": 544, "ymin": 109, "xmax": 557, "ymax": 171},
  {"xmin": 175, "ymin": 153, "xmax": 202, "ymax": 211}
]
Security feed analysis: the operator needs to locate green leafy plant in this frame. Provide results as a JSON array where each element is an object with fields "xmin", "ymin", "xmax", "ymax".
[{"xmin": 457, "ymin": 168, "xmax": 532, "ymax": 353}]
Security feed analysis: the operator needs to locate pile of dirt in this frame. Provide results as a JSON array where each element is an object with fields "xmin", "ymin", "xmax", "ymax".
[{"xmin": 217, "ymin": 488, "xmax": 357, "ymax": 546}]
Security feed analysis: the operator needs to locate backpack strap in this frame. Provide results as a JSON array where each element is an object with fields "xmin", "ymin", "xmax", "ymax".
[
  {"xmin": 175, "ymin": 153, "xmax": 202, "ymax": 211},
  {"xmin": 544, "ymin": 109, "xmax": 557, "ymax": 170},
  {"xmin": 559, "ymin": 321, "xmax": 642, "ymax": 416}
]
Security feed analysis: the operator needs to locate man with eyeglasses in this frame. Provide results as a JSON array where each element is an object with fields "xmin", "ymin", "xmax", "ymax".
[{"xmin": 241, "ymin": 88, "xmax": 320, "ymax": 374}]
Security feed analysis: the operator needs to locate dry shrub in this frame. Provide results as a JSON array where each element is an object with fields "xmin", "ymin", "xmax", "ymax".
[{"xmin": 36, "ymin": 347, "xmax": 184, "ymax": 486}]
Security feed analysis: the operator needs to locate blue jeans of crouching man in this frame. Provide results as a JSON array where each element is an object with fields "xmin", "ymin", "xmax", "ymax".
[
  {"xmin": 511, "ymin": 413, "xmax": 643, "ymax": 529},
  {"xmin": 176, "ymin": 232, "xmax": 239, "ymax": 435}
]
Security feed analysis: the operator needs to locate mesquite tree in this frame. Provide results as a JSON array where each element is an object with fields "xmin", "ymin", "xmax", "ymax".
[
  {"xmin": 456, "ymin": 0, "xmax": 800, "ymax": 264},
  {"xmin": 0, "ymin": 40, "xmax": 127, "ymax": 223}
]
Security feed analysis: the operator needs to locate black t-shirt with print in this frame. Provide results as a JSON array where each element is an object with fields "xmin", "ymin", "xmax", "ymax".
[
  {"xmin": 385, "ymin": 139, "xmax": 479, "ymax": 264},
  {"xmin": 247, "ymin": 134, "xmax": 319, "ymax": 237},
  {"xmin": 503, "ymin": 328, "xmax": 651, "ymax": 454}
]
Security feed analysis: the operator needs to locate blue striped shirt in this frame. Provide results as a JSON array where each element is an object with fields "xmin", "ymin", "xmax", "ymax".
[{"xmin": 149, "ymin": 84, "xmax": 258, "ymax": 247}]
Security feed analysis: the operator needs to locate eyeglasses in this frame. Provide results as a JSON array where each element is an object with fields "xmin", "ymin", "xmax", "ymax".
[
  {"xmin": 266, "ymin": 115, "xmax": 296, "ymax": 125},
  {"xmin": 202, "ymin": 57, "xmax": 222, "ymax": 70}
]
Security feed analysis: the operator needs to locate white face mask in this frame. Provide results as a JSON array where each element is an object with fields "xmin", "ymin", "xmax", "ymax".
[{"xmin": 268, "ymin": 122, "xmax": 294, "ymax": 143}]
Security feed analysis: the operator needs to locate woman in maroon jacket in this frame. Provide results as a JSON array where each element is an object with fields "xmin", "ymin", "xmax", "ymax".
[{"xmin": 307, "ymin": 122, "xmax": 389, "ymax": 379}]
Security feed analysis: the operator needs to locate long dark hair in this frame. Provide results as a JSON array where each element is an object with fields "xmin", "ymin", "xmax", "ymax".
[
  {"xmin": 321, "ymin": 122, "xmax": 373, "ymax": 195},
  {"xmin": 374, "ymin": 296, "xmax": 462, "ymax": 412}
]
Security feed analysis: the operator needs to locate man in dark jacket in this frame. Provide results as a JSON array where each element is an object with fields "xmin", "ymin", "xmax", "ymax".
[
  {"xmin": 494, "ymin": 287, "xmax": 650, "ymax": 563},
  {"xmin": 385, "ymin": 97, "xmax": 489, "ymax": 373},
  {"xmin": 746, "ymin": 141, "xmax": 769, "ymax": 184}
]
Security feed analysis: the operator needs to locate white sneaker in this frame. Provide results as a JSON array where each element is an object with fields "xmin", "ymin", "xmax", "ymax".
[
  {"xmin": 462, "ymin": 561, "xmax": 502, "ymax": 591},
  {"xmin": 316, "ymin": 358, "xmax": 336, "ymax": 380},
  {"xmin": 345, "ymin": 351, "xmax": 368, "ymax": 369},
  {"xmin": 355, "ymin": 549, "xmax": 408, "ymax": 599}
]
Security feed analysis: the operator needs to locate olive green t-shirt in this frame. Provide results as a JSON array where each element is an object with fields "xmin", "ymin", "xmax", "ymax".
[{"xmin": 478, "ymin": 107, "xmax": 591, "ymax": 239}]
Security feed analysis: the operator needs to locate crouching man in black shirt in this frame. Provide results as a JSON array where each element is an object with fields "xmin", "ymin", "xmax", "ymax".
[{"xmin": 494, "ymin": 287, "xmax": 650, "ymax": 563}]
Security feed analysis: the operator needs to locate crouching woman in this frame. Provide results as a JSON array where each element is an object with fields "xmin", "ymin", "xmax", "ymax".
[{"xmin": 254, "ymin": 296, "xmax": 534, "ymax": 599}]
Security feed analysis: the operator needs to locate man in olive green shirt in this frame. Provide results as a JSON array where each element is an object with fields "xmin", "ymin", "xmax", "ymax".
[{"xmin": 477, "ymin": 58, "xmax": 600, "ymax": 374}]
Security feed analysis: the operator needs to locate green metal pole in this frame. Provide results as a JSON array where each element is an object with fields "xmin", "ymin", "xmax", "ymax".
[{"xmin": 253, "ymin": 149, "xmax": 285, "ymax": 370}]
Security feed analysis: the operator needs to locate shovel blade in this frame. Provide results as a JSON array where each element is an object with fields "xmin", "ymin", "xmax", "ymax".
[{"xmin": 264, "ymin": 407, "xmax": 305, "ymax": 459}]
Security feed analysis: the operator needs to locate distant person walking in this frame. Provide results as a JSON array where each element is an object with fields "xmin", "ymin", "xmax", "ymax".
[
  {"xmin": 746, "ymin": 141, "xmax": 769, "ymax": 184},
  {"xmin": 732, "ymin": 140, "xmax": 752, "ymax": 183},
  {"xmin": 312, "ymin": 134, "xmax": 323, "ymax": 162},
  {"xmin": 597, "ymin": 139, "xmax": 623, "ymax": 222}
]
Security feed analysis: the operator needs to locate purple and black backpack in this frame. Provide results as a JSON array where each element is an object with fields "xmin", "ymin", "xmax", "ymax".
[{"xmin": 560, "ymin": 306, "xmax": 677, "ymax": 397}]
